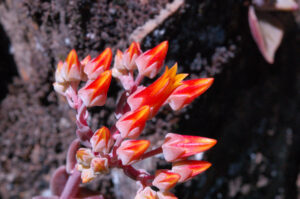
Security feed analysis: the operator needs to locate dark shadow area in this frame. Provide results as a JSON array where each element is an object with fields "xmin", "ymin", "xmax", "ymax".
[{"xmin": 0, "ymin": 23, "xmax": 18, "ymax": 101}]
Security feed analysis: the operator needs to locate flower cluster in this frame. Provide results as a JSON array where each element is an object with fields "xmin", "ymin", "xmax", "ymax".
[{"xmin": 49, "ymin": 41, "xmax": 216, "ymax": 199}]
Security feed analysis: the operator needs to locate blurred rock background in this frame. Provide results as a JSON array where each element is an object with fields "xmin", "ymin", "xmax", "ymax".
[{"xmin": 0, "ymin": 0, "xmax": 299, "ymax": 198}]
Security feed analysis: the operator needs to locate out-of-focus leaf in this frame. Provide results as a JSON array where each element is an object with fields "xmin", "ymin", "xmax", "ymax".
[
  {"xmin": 253, "ymin": 0, "xmax": 298, "ymax": 11},
  {"xmin": 248, "ymin": 6, "xmax": 284, "ymax": 64},
  {"xmin": 50, "ymin": 166, "xmax": 69, "ymax": 196}
]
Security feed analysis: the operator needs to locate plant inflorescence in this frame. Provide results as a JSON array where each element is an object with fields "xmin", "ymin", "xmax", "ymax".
[{"xmin": 37, "ymin": 41, "xmax": 216, "ymax": 199}]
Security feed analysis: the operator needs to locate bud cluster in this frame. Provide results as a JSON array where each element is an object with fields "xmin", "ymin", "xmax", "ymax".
[{"xmin": 50, "ymin": 41, "xmax": 216, "ymax": 199}]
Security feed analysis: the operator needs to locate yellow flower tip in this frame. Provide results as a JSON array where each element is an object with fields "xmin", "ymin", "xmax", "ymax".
[{"xmin": 66, "ymin": 49, "xmax": 80, "ymax": 71}]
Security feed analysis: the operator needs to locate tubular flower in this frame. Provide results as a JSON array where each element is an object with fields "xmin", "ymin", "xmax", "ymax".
[
  {"xmin": 162, "ymin": 133, "xmax": 217, "ymax": 162},
  {"xmin": 123, "ymin": 41, "xmax": 142, "ymax": 70},
  {"xmin": 136, "ymin": 41, "xmax": 168, "ymax": 78},
  {"xmin": 116, "ymin": 140, "xmax": 150, "ymax": 165},
  {"xmin": 90, "ymin": 157, "xmax": 109, "ymax": 174},
  {"xmin": 55, "ymin": 61, "xmax": 65, "ymax": 83},
  {"xmin": 62, "ymin": 49, "xmax": 82, "ymax": 82},
  {"xmin": 128, "ymin": 64, "xmax": 187, "ymax": 118},
  {"xmin": 172, "ymin": 160, "xmax": 211, "ymax": 182},
  {"xmin": 112, "ymin": 50, "xmax": 126, "ymax": 77},
  {"xmin": 135, "ymin": 187, "xmax": 158, "ymax": 199},
  {"xmin": 116, "ymin": 105, "xmax": 150, "ymax": 139},
  {"xmin": 84, "ymin": 48, "xmax": 112, "ymax": 80},
  {"xmin": 53, "ymin": 82, "xmax": 68, "ymax": 96},
  {"xmin": 81, "ymin": 168, "xmax": 96, "ymax": 183},
  {"xmin": 90, "ymin": 126, "xmax": 113, "ymax": 153},
  {"xmin": 81, "ymin": 55, "xmax": 91, "ymax": 67},
  {"xmin": 78, "ymin": 70, "xmax": 112, "ymax": 107},
  {"xmin": 76, "ymin": 148, "xmax": 94, "ymax": 168},
  {"xmin": 112, "ymin": 50, "xmax": 135, "ymax": 90},
  {"xmin": 152, "ymin": 170, "xmax": 180, "ymax": 192},
  {"xmin": 55, "ymin": 49, "xmax": 82, "ymax": 84},
  {"xmin": 168, "ymin": 78, "xmax": 214, "ymax": 111}
]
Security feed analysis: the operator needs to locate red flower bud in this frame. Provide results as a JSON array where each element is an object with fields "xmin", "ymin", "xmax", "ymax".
[
  {"xmin": 128, "ymin": 64, "xmax": 187, "ymax": 118},
  {"xmin": 172, "ymin": 160, "xmax": 211, "ymax": 182},
  {"xmin": 78, "ymin": 70, "xmax": 112, "ymax": 107},
  {"xmin": 116, "ymin": 105, "xmax": 150, "ymax": 139},
  {"xmin": 123, "ymin": 41, "xmax": 142, "ymax": 70},
  {"xmin": 168, "ymin": 78, "xmax": 214, "ymax": 111},
  {"xmin": 90, "ymin": 126, "xmax": 113, "ymax": 153},
  {"xmin": 152, "ymin": 170, "xmax": 180, "ymax": 192},
  {"xmin": 136, "ymin": 41, "xmax": 168, "ymax": 78},
  {"xmin": 84, "ymin": 48, "xmax": 112, "ymax": 80},
  {"xmin": 116, "ymin": 140, "xmax": 150, "ymax": 165},
  {"xmin": 162, "ymin": 133, "xmax": 216, "ymax": 162}
]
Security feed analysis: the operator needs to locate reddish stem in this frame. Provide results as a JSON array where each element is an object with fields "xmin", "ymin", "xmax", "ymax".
[
  {"xmin": 122, "ymin": 165, "xmax": 154, "ymax": 187},
  {"xmin": 60, "ymin": 170, "xmax": 81, "ymax": 199},
  {"xmin": 139, "ymin": 147, "xmax": 163, "ymax": 161}
]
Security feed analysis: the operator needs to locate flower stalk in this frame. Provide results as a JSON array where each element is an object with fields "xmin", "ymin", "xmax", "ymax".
[{"xmin": 38, "ymin": 41, "xmax": 216, "ymax": 199}]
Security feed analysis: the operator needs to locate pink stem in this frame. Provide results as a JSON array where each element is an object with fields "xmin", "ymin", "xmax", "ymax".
[
  {"xmin": 66, "ymin": 139, "xmax": 80, "ymax": 174},
  {"xmin": 139, "ymin": 147, "xmax": 163, "ymax": 161},
  {"xmin": 60, "ymin": 170, "xmax": 81, "ymax": 199},
  {"xmin": 122, "ymin": 165, "xmax": 154, "ymax": 187}
]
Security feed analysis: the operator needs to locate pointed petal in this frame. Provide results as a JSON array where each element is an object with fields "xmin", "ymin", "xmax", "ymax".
[
  {"xmin": 81, "ymin": 168, "xmax": 96, "ymax": 183},
  {"xmin": 78, "ymin": 70, "xmax": 112, "ymax": 107},
  {"xmin": 162, "ymin": 133, "xmax": 217, "ymax": 162},
  {"xmin": 136, "ymin": 41, "xmax": 168, "ymax": 78},
  {"xmin": 168, "ymin": 78, "xmax": 214, "ymax": 111},
  {"xmin": 152, "ymin": 170, "xmax": 180, "ymax": 191},
  {"xmin": 172, "ymin": 160, "xmax": 211, "ymax": 182},
  {"xmin": 90, "ymin": 157, "xmax": 109, "ymax": 174},
  {"xmin": 76, "ymin": 148, "xmax": 94, "ymax": 167},
  {"xmin": 66, "ymin": 49, "xmax": 80, "ymax": 71},
  {"xmin": 116, "ymin": 105, "xmax": 150, "ymax": 139},
  {"xmin": 123, "ymin": 42, "xmax": 142, "ymax": 70},
  {"xmin": 84, "ymin": 48, "xmax": 112, "ymax": 79},
  {"xmin": 116, "ymin": 140, "xmax": 150, "ymax": 165},
  {"xmin": 128, "ymin": 64, "xmax": 187, "ymax": 117},
  {"xmin": 90, "ymin": 126, "xmax": 113, "ymax": 153}
]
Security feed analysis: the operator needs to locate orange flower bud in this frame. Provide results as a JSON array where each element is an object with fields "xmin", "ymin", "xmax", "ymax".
[
  {"xmin": 172, "ymin": 160, "xmax": 211, "ymax": 182},
  {"xmin": 84, "ymin": 48, "xmax": 112, "ymax": 80},
  {"xmin": 90, "ymin": 126, "xmax": 113, "ymax": 153},
  {"xmin": 55, "ymin": 61, "xmax": 65, "ymax": 83},
  {"xmin": 136, "ymin": 41, "xmax": 168, "ymax": 78},
  {"xmin": 78, "ymin": 70, "xmax": 112, "ymax": 107},
  {"xmin": 128, "ymin": 64, "xmax": 187, "ymax": 118},
  {"xmin": 81, "ymin": 168, "xmax": 96, "ymax": 183},
  {"xmin": 53, "ymin": 82, "xmax": 68, "ymax": 95},
  {"xmin": 135, "ymin": 187, "xmax": 157, "ymax": 199},
  {"xmin": 81, "ymin": 55, "xmax": 91, "ymax": 67},
  {"xmin": 116, "ymin": 140, "xmax": 150, "ymax": 165},
  {"xmin": 162, "ymin": 133, "xmax": 217, "ymax": 162},
  {"xmin": 63, "ymin": 49, "xmax": 82, "ymax": 82},
  {"xmin": 112, "ymin": 50, "xmax": 126, "ymax": 73},
  {"xmin": 168, "ymin": 78, "xmax": 214, "ymax": 111},
  {"xmin": 152, "ymin": 170, "xmax": 180, "ymax": 192},
  {"xmin": 116, "ymin": 105, "xmax": 150, "ymax": 139},
  {"xmin": 90, "ymin": 157, "xmax": 109, "ymax": 174},
  {"xmin": 76, "ymin": 148, "xmax": 94, "ymax": 167},
  {"xmin": 123, "ymin": 41, "xmax": 142, "ymax": 70}
]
